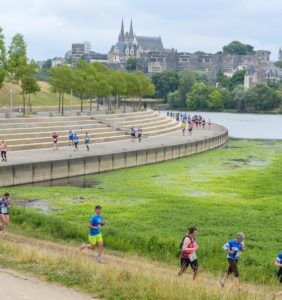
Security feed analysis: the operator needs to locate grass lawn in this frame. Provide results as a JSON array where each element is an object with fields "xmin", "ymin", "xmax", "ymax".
[
  {"xmin": 2, "ymin": 139, "xmax": 282, "ymax": 285},
  {"xmin": 0, "ymin": 80, "xmax": 81, "ymax": 107}
]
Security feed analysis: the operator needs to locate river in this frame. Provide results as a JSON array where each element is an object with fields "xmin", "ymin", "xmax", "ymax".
[{"xmin": 163, "ymin": 111, "xmax": 282, "ymax": 139}]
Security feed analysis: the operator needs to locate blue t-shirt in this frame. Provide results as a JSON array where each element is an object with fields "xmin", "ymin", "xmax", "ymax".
[
  {"xmin": 89, "ymin": 214, "xmax": 103, "ymax": 236},
  {"xmin": 276, "ymin": 252, "xmax": 282, "ymax": 267},
  {"xmin": 224, "ymin": 239, "xmax": 244, "ymax": 260},
  {"xmin": 73, "ymin": 136, "xmax": 79, "ymax": 143}
]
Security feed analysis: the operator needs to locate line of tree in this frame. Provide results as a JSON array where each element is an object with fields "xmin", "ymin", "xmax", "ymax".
[
  {"xmin": 0, "ymin": 27, "xmax": 40, "ymax": 114},
  {"xmin": 47, "ymin": 60, "xmax": 155, "ymax": 115}
]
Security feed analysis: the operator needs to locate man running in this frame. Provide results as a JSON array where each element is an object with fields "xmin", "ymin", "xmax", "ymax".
[
  {"xmin": 130, "ymin": 126, "xmax": 136, "ymax": 142},
  {"xmin": 68, "ymin": 129, "xmax": 74, "ymax": 146},
  {"xmin": 138, "ymin": 127, "xmax": 143, "ymax": 142},
  {"xmin": 274, "ymin": 252, "xmax": 282, "ymax": 283},
  {"xmin": 52, "ymin": 132, "xmax": 58, "ymax": 150},
  {"xmin": 188, "ymin": 122, "xmax": 193, "ymax": 136},
  {"xmin": 85, "ymin": 132, "xmax": 90, "ymax": 151},
  {"xmin": 181, "ymin": 121, "xmax": 187, "ymax": 136},
  {"xmin": 80, "ymin": 205, "xmax": 107, "ymax": 263},
  {"xmin": 178, "ymin": 226, "xmax": 199, "ymax": 280},
  {"xmin": 73, "ymin": 133, "xmax": 79, "ymax": 151},
  {"xmin": 220, "ymin": 232, "xmax": 245, "ymax": 290},
  {"xmin": 0, "ymin": 140, "xmax": 8, "ymax": 162}
]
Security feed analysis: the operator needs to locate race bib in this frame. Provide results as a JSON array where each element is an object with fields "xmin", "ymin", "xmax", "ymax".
[{"xmin": 189, "ymin": 253, "xmax": 197, "ymax": 262}]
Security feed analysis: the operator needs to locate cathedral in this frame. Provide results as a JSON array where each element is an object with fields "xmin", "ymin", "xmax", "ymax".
[{"xmin": 108, "ymin": 19, "xmax": 164, "ymax": 64}]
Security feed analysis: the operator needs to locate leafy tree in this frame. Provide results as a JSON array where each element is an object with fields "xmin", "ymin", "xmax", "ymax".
[
  {"xmin": 187, "ymin": 82, "xmax": 210, "ymax": 110},
  {"xmin": 0, "ymin": 27, "xmax": 6, "ymax": 90},
  {"xmin": 223, "ymin": 41, "xmax": 255, "ymax": 55},
  {"xmin": 220, "ymin": 88, "xmax": 235, "ymax": 109},
  {"xmin": 151, "ymin": 70, "xmax": 179, "ymax": 101},
  {"xmin": 126, "ymin": 57, "xmax": 138, "ymax": 71},
  {"xmin": 232, "ymin": 85, "xmax": 247, "ymax": 112},
  {"xmin": 208, "ymin": 88, "xmax": 224, "ymax": 111},
  {"xmin": 228, "ymin": 70, "xmax": 245, "ymax": 90},
  {"xmin": 193, "ymin": 71, "xmax": 209, "ymax": 84},
  {"xmin": 42, "ymin": 59, "xmax": 52, "ymax": 70},
  {"xmin": 167, "ymin": 90, "xmax": 182, "ymax": 109},
  {"xmin": 22, "ymin": 74, "xmax": 40, "ymax": 113},
  {"xmin": 275, "ymin": 61, "xmax": 282, "ymax": 69}
]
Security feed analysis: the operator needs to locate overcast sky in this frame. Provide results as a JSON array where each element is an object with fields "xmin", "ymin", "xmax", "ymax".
[{"xmin": 0, "ymin": 0, "xmax": 281, "ymax": 61}]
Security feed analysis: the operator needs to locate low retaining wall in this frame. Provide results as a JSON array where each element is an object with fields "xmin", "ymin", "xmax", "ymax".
[{"xmin": 0, "ymin": 128, "xmax": 228, "ymax": 187}]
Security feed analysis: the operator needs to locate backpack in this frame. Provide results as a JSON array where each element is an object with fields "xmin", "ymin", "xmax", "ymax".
[{"xmin": 179, "ymin": 235, "xmax": 193, "ymax": 250}]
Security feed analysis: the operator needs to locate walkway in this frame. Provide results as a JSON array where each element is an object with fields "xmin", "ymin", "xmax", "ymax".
[{"xmin": 1, "ymin": 124, "xmax": 225, "ymax": 166}]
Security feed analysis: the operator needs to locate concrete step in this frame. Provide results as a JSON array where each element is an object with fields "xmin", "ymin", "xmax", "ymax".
[
  {"xmin": 117, "ymin": 117, "xmax": 174, "ymax": 128},
  {"xmin": 101, "ymin": 110, "xmax": 154, "ymax": 120},
  {"xmin": 105, "ymin": 112, "xmax": 156, "ymax": 123},
  {"xmin": 112, "ymin": 115, "xmax": 165, "ymax": 126}
]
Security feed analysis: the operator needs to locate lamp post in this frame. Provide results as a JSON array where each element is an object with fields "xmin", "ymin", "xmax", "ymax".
[{"xmin": 8, "ymin": 72, "xmax": 15, "ymax": 113}]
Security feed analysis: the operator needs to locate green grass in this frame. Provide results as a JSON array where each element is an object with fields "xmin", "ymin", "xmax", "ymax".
[
  {"xmin": 2, "ymin": 139, "xmax": 282, "ymax": 285},
  {"xmin": 0, "ymin": 80, "xmax": 81, "ymax": 107}
]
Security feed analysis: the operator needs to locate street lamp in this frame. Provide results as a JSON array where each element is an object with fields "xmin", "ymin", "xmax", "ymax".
[{"xmin": 8, "ymin": 72, "xmax": 15, "ymax": 113}]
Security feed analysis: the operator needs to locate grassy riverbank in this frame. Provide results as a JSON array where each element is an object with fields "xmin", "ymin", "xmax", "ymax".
[{"xmin": 2, "ymin": 139, "xmax": 282, "ymax": 285}]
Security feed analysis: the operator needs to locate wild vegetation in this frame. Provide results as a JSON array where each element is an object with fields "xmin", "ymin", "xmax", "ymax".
[{"xmin": 3, "ymin": 139, "xmax": 282, "ymax": 286}]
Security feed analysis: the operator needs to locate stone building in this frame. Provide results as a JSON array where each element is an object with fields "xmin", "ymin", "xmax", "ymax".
[{"xmin": 108, "ymin": 19, "xmax": 164, "ymax": 64}]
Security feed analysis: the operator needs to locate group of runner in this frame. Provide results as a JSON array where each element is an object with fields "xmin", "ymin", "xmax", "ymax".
[
  {"xmin": 130, "ymin": 126, "xmax": 143, "ymax": 142},
  {"xmin": 0, "ymin": 140, "xmax": 8, "ymax": 162},
  {"xmin": 78, "ymin": 208, "xmax": 282, "ymax": 290},
  {"xmin": 176, "ymin": 113, "xmax": 212, "ymax": 136},
  {"xmin": 0, "ymin": 192, "xmax": 11, "ymax": 232},
  {"xmin": 51, "ymin": 130, "xmax": 92, "ymax": 151}
]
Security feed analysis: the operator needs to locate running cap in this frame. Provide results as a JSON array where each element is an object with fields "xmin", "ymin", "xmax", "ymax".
[{"xmin": 236, "ymin": 232, "xmax": 245, "ymax": 240}]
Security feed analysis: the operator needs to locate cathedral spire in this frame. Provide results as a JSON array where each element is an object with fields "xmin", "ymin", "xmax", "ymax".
[
  {"xmin": 119, "ymin": 19, "xmax": 125, "ymax": 42},
  {"xmin": 129, "ymin": 19, "xmax": 134, "ymax": 38}
]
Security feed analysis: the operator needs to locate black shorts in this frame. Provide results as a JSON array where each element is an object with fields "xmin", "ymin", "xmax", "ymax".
[
  {"xmin": 180, "ymin": 257, "xmax": 198, "ymax": 273},
  {"xmin": 227, "ymin": 258, "xmax": 239, "ymax": 277},
  {"xmin": 131, "ymin": 133, "xmax": 136, "ymax": 137},
  {"xmin": 278, "ymin": 267, "xmax": 282, "ymax": 283}
]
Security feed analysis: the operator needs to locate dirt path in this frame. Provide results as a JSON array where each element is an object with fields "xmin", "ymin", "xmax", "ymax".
[{"xmin": 0, "ymin": 268, "xmax": 97, "ymax": 300}]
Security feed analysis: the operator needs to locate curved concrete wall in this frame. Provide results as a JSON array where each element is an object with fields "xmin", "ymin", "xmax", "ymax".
[{"xmin": 0, "ymin": 127, "xmax": 228, "ymax": 187}]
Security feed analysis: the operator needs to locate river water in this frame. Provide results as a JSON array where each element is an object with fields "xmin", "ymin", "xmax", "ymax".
[{"xmin": 163, "ymin": 111, "xmax": 282, "ymax": 139}]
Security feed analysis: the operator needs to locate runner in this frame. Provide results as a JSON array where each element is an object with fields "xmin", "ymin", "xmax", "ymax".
[
  {"xmin": 202, "ymin": 118, "xmax": 206, "ymax": 129},
  {"xmin": 220, "ymin": 232, "xmax": 245, "ymax": 290},
  {"xmin": 138, "ymin": 127, "xmax": 143, "ymax": 142},
  {"xmin": 73, "ymin": 133, "xmax": 79, "ymax": 151},
  {"xmin": 208, "ymin": 118, "xmax": 212, "ymax": 129},
  {"xmin": 274, "ymin": 252, "xmax": 282, "ymax": 283},
  {"xmin": 52, "ymin": 132, "xmax": 59, "ymax": 151},
  {"xmin": 85, "ymin": 132, "xmax": 90, "ymax": 151},
  {"xmin": 130, "ymin": 126, "xmax": 136, "ymax": 142},
  {"xmin": 181, "ymin": 121, "xmax": 187, "ymax": 136},
  {"xmin": 68, "ymin": 129, "xmax": 74, "ymax": 146},
  {"xmin": 0, "ymin": 193, "xmax": 11, "ymax": 227},
  {"xmin": 0, "ymin": 140, "xmax": 8, "ymax": 162},
  {"xmin": 79, "ymin": 205, "xmax": 107, "ymax": 263},
  {"xmin": 188, "ymin": 122, "xmax": 193, "ymax": 136},
  {"xmin": 178, "ymin": 226, "xmax": 199, "ymax": 280}
]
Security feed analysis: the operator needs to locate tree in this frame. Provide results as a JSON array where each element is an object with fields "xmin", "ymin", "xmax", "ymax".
[
  {"xmin": 126, "ymin": 57, "xmax": 138, "ymax": 71},
  {"xmin": 228, "ymin": 70, "xmax": 245, "ymax": 90},
  {"xmin": 0, "ymin": 27, "xmax": 6, "ymax": 90},
  {"xmin": 208, "ymin": 88, "xmax": 224, "ymax": 111},
  {"xmin": 187, "ymin": 83, "xmax": 210, "ymax": 110},
  {"xmin": 7, "ymin": 33, "xmax": 31, "ymax": 114},
  {"xmin": 223, "ymin": 41, "xmax": 255, "ymax": 55},
  {"xmin": 275, "ymin": 61, "xmax": 282, "ymax": 69},
  {"xmin": 151, "ymin": 70, "xmax": 179, "ymax": 101},
  {"xmin": 22, "ymin": 74, "xmax": 40, "ymax": 113},
  {"xmin": 167, "ymin": 90, "xmax": 182, "ymax": 109},
  {"xmin": 42, "ymin": 59, "xmax": 52, "ymax": 70}
]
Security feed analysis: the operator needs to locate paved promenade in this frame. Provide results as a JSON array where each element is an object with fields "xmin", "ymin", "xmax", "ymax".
[{"xmin": 1, "ymin": 124, "xmax": 225, "ymax": 167}]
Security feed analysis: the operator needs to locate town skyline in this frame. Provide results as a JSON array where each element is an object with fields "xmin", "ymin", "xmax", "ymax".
[{"xmin": 0, "ymin": 0, "xmax": 281, "ymax": 61}]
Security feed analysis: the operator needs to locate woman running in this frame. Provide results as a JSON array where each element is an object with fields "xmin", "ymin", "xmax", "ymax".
[
  {"xmin": 0, "ymin": 193, "xmax": 11, "ymax": 231},
  {"xmin": 0, "ymin": 140, "xmax": 8, "ymax": 162},
  {"xmin": 52, "ymin": 132, "xmax": 59, "ymax": 150}
]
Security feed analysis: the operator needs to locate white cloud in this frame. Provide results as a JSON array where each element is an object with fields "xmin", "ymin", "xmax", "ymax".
[{"xmin": 0, "ymin": 0, "xmax": 280, "ymax": 60}]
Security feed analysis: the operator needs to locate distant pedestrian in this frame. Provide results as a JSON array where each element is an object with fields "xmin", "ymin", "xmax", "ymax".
[
  {"xmin": 68, "ymin": 129, "xmax": 74, "ymax": 146},
  {"xmin": 52, "ymin": 132, "xmax": 59, "ymax": 150},
  {"xmin": 138, "ymin": 127, "xmax": 142, "ymax": 142},
  {"xmin": 208, "ymin": 118, "xmax": 212, "ymax": 129},
  {"xmin": 202, "ymin": 119, "xmax": 206, "ymax": 129},
  {"xmin": 73, "ymin": 133, "xmax": 79, "ymax": 151},
  {"xmin": 220, "ymin": 232, "xmax": 245, "ymax": 291},
  {"xmin": 85, "ymin": 132, "xmax": 90, "ymax": 151},
  {"xmin": 0, "ymin": 140, "xmax": 8, "ymax": 162},
  {"xmin": 274, "ymin": 252, "xmax": 282, "ymax": 283},
  {"xmin": 130, "ymin": 127, "xmax": 136, "ymax": 142},
  {"xmin": 181, "ymin": 121, "xmax": 187, "ymax": 136},
  {"xmin": 178, "ymin": 226, "xmax": 199, "ymax": 280}
]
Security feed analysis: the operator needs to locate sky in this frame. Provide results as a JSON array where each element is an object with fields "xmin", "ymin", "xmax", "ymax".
[{"xmin": 0, "ymin": 0, "xmax": 281, "ymax": 61}]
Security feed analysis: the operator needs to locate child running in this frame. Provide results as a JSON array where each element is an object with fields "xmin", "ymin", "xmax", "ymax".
[
  {"xmin": 274, "ymin": 252, "xmax": 282, "ymax": 283},
  {"xmin": 178, "ymin": 226, "xmax": 199, "ymax": 280},
  {"xmin": 85, "ymin": 132, "xmax": 90, "ymax": 151},
  {"xmin": 220, "ymin": 232, "xmax": 245, "ymax": 291},
  {"xmin": 73, "ymin": 133, "xmax": 79, "ymax": 151},
  {"xmin": 52, "ymin": 132, "xmax": 59, "ymax": 150},
  {"xmin": 80, "ymin": 205, "xmax": 107, "ymax": 263},
  {"xmin": 0, "ymin": 140, "xmax": 8, "ymax": 162}
]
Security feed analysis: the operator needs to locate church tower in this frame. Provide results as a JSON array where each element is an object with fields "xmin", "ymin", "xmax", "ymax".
[
  {"xmin": 129, "ymin": 19, "xmax": 134, "ymax": 42},
  {"xmin": 118, "ymin": 19, "xmax": 125, "ymax": 43}
]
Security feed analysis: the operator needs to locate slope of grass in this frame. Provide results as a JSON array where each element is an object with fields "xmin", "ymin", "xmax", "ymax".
[
  {"xmin": 0, "ymin": 80, "xmax": 81, "ymax": 107},
  {"xmin": 2, "ymin": 139, "xmax": 282, "ymax": 285}
]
